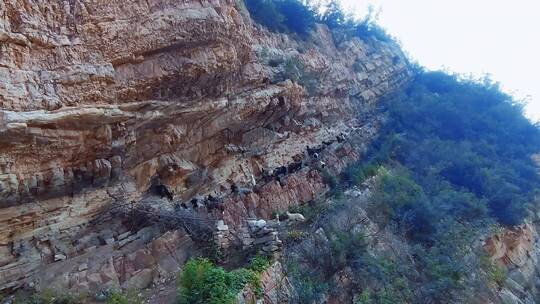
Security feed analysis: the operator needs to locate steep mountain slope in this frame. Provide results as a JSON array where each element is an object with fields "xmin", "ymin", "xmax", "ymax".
[
  {"xmin": 0, "ymin": 0, "xmax": 410, "ymax": 299},
  {"xmin": 2, "ymin": 1, "xmax": 539, "ymax": 304},
  {"xmin": 278, "ymin": 72, "xmax": 540, "ymax": 304}
]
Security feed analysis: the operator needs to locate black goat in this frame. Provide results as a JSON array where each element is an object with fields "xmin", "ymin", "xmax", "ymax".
[
  {"xmin": 153, "ymin": 184, "xmax": 173, "ymax": 201},
  {"xmin": 307, "ymin": 146, "xmax": 323, "ymax": 157},
  {"xmin": 287, "ymin": 161, "xmax": 303, "ymax": 173},
  {"xmin": 274, "ymin": 166, "xmax": 287, "ymax": 177}
]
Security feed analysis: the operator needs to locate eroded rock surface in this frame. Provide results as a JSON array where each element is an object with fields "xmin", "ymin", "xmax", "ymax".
[
  {"xmin": 0, "ymin": 0, "xmax": 411, "ymax": 295},
  {"xmin": 238, "ymin": 261, "xmax": 294, "ymax": 304},
  {"xmin": 485, "ymin": 223, "xmax": 540, "ymax": 303}
]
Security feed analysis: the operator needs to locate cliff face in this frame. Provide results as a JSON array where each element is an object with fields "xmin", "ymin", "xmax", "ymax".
[
  {"xmin": 0, "ymin": 0, "xmax": 411, "ymax": 295},
  {"xmin": 485, "ymin": 222, "xmax": 540, "ymax": 304}
]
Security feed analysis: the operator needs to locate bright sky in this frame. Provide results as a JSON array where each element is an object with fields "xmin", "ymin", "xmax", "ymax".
[{"xmin": 340, "ymin": 0, "xmax": 540, "ymax": 121}]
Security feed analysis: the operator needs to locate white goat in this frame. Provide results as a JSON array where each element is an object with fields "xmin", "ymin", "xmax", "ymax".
[{"xmin": 286, "ymin": 211, "xmax": 306, "ymax": 222}]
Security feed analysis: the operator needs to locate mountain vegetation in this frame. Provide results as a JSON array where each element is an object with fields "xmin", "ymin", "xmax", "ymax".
[
  {"xmin": 177, "ymin": 256, "xmax": 271, "ymax": 304},
  {"xmin": 179, "ymin": 0, "xmax": 540, "ymax": 300},
  {"xmin": 190, "ymin": 0, "xmax": 540, "ymax": 300},
  {"xmin": 362, "ymin": 70, "xmax": 540, "ymax": 227},
  {"xmin": 329, "ymin": 70, "xmax": 540, "ymax": 302},
  {"xmin": 244, "ymin": 0, "xmax": 390, "ymax": 42}
]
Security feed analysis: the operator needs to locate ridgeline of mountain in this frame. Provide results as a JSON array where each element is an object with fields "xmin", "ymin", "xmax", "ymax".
[{"xmin": 0, "ymin": 1, "xmax": 538, "ymax": 303}]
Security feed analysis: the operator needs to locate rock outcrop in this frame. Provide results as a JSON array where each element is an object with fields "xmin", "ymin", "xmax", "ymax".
[
  {"xmin": 238, "ymin": 261, "xmax": 294, "ymax": 304},
  {"xmin": 485, "ymin": 223, "xmax": 540, "ymax": 303},
  {"xmin": 245, "ymin": 219, "xmax": 283, "ymax": 254},
  {"xmin": 0, "ymin": 0, "xmax": 411, "ymax": 295}
]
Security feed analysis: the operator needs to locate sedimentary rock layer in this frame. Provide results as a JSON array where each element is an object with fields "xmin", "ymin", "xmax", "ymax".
[{"xmin": 0, "ymin": 0, "xmax": 411, "ymax": 293}]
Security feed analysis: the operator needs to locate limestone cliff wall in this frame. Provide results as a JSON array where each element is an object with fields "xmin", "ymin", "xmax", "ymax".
[
  {"xmin": 0, "ymin": 0, "xmax": 411, "ymax": 294},
  {"xmin": 485, "ymin": 222, "xmax": 540, "ymax": 303}
]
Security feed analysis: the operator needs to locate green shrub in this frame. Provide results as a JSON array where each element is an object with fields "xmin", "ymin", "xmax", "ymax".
[
  {"xmin": 373, "ymin": 170, "xmax": 423, "ymax": 212},
  {"xmin": 328, "ymin": 230, "xmax": 367, "ymax": 269},
  {"xmin": 246, "ymin": 0, "xmax": 392, "ymax": 43},
  {"xmin": 354, "ymin": 258, "xmax": 413, "ymax": 304},
  {"xmin": 287, "ymin": 267, "xmax": 328, "ymax": 304},
  {"xmin": 318, "ymin": 1, "xmax": 393, "ymax": 43},
  {"xmin": 245, "ymin": 0, "xmax": 315, "ymax": 36},
  {"xmin": 248, "ymin": 254, "xmax": 272, "ymax": 273},
  {"xmin": 297, "ymin": 277, "xmax": 328, "ymax": 303},
  {"xmin": 277, "ymin": 0, "xmax": 316, "ymax": 36},
  {"xmin": 355, "ymin": 290, "xmax": 372, "ymax": 304},
  {"xmin": 355, "ymin": 21, "xmax": 392, "ymax": 42},
  {"xmin": 245, "ymin": 0, "xmax": 285, "ymax": 32},
  {"xmin": 106, "ymin": 293, "xmax": 128, "ymax": 304},
  {"xmin": 479, "ymin": 255, "xmax": 506, "ymax": 285},
  {"xmin": 289, "ymin": 199, "xmax": 328, "ymax": 222},
  {"xmin": 275, "ymin": 56, "xmax": 319, "ymax": 95},
  {"xmin": 341, "ymin": 162, "xmax": 382, "ymax": 186},
  {"xmin": 375, "ymin": 285, "xmax": 408, "ymax": 304},
  {"xmin": 282, "ymin": 56, "xmax": 303, "ymax": 82},
  {"xmin": 286, "ymin": 229, "xmax": 305, "ymax": 242},
  {"xmin": 178, "ymin": 258, "xmax": 261, "ymax": 304},
  {"xmin": 373, "ymin": 71, "xmax": 540, "ymax": 226},
  {"xmin": 13, "ymin": 289, "xmax": 88, "ymax": 304},
  {"xmin": 105, "ymin": 290, "xmax": 144, "ymax": 304},
  {"xmin": 321, "ymin": 169, "xmax": 343, "ymax": 198},
  {"xmin": 256, "ymin": 46, "xmax": 271, "ymax": 62},
  {"xmin": 319, "ymin": 0, "xmax": 346, "ymax": 29},
  {"xmin": 284, "ymin": 69, "xmax": 538, "ymax": 302}
]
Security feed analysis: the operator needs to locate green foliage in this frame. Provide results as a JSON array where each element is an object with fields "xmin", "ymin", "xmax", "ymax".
[
  {"xmin": 177, "ymin": 258, "xmax": 261, "ymax": 304},
  {"xmin": 349, "ymin": 70, "xmax": 540, "ymax": 300},
  {"xmin": 284, "ymin": 229, "xmax": 368, "ymax": 302},
  {"xmin": 256, "ymin": 46, "xmax": 271, "ymax": 62},
  {"xmin": 375, "ymin": 283, "xmax": 410, "ymax": 304},
  {"xmin": 105, "ymin": 293, "xmax": 129, "ymax": 304},
  {"xmin": 341, "ymin": 162, "xmax": 382, "ymax": 186},
  {"xmin": 318, "ymin": 2, "xmax": 392, "ymax": 43},
  {"xmin": 248, "ymin": 254, "xmax": 272, "ymax": 273},
  {"xmin": 328, "ymin": 230, "xmax": 367, "ymax": 269},
  {"xmin": 245, "ymin": 0, "xmax": 284, "ymax": 32},
  {"xmin": 375, "ymin": 71, "xmax": 540, "ymax": 226},
  {"xmin": 321, "ymin": 168, "xmax": 343, "ymax": 198},
  {"xmin": 288, "ymin": 199, "xmax": 328, "ymax": 222},
  {"xmin": 364, "ymin": 169, "xmax": 426, "ymax": 228},
  {"xmin": 283, "ymin": 69, "xmax": 537, "ymax": 302},
  {"xmin": 13, "ymin": 289, "xmax": 87, "ymax": 304},
  {"xmin": 349, "ymin": 256, "xmax": 414, "ymax": 304},
  {"xmin": 287, "ymin": 228, "xmax": 373, "ymax": 301},
  {"xmin": 245, "ymin": 0, "xmax": 315, "ymax": 36},
  {"xmin": 479, "ymin": 255, "xmax": 506, "ymax": 285},
  {"xmin": 296, "ymin": 276, "xmax": 328, "ymax": 303},
  {"xmin": 245, "ymin": 0, "xmax": 392, "ymax": 42},
  {"xmin": 282, "ymin": 56, "xmax": 303, "ymax": 81},
  {"xmin": 286, "ymin": 260, "xmax": 329, "ymax": 303},
  {"xmin": 278, "ymin": 0, "xmax": 316, "ymax": 36},
  {"xmin": 105, "ymin": 290, "xmax": 144, "ymax": 304},
  {"xmin": 354, "ymin": 20, "xmax": 391, "ymax": 43},
  {"xmin": 204, "ymin": 243, "xmax": 226, "ymax": 264},
  {"xmin": 374, "ymin": 170, "xmax": 423, "ymax": 210},
  {"xmin": 319, "ymin": 0, "xmax": 347, "ymax": 29},
  {"xmin": 286, "ymin": 229, "xmax": 305, "ymax": 242},
  {"xmin": 276, "ymin": 56, "xmax": 319, "ymax": 95},
  {"xmin": 422, "ymin": 248, "xmax": 465, "ymax": 295},
  {"xmin": 285, "ymin": 197, "xmax": 418, "ymax": 302},
  {"xmin": 355, "ymin": 290, "xmax": 372, "ymax": 304}
]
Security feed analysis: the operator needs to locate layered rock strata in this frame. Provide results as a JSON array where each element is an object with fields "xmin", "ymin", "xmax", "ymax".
[
  {"xmin": 0, "ymin": 0, "xmax": 411, "ymax": 294},
  {"xmin": 485, "ymin": 222, "xmax": 540, "ymax": 303}
]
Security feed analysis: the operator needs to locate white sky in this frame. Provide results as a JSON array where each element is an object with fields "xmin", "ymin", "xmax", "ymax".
[{"xmin": 340, "ymin": 0, "xmax": 540, "ymax": 121}]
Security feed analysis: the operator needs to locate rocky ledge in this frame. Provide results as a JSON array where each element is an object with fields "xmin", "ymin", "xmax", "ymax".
[{"xmin": 0, "ymin": 0, "xmax": 411, "ymax": 296}]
